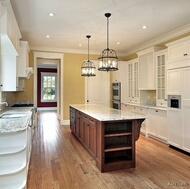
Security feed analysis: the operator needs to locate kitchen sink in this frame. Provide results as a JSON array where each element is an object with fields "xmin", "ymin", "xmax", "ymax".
[{"xmin": 0, "ymin": 113, "xmax": 27, "ymax": 119}]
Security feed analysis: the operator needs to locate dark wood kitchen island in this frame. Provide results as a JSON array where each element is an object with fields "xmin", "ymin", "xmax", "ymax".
[{"xmin": 70, "ymin": 104, "xmax": 145, "ymax": 172}]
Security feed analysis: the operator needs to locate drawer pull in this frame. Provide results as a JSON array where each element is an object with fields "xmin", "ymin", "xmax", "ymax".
[{"xmin": 184, "ymin": 53, "xmax": 188, "ymax": 56}]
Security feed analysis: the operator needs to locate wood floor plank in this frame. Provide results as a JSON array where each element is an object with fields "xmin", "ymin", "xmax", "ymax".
[{"xmin": 27, "ymin": 111, "xmax": 190, "ymax": 189}]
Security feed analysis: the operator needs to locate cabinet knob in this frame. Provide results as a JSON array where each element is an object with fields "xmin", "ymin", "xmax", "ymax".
[
  {"xmin": 155, "ymin": 110, "xmax": 158, "ymax": 112},
  {"xmin": 0, "ymin": 84, "xmax": 3, "ymax": 87}
]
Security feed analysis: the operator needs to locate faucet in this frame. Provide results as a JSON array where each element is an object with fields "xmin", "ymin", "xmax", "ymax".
[{"xmin": 0, "ymin": 102, "xmax": 9, "ymax": 110}]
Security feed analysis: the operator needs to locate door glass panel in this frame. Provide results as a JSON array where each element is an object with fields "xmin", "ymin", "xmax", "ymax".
[{"xmin": 41, "ymin": 72, "xmax": 57, "ymax": 102}]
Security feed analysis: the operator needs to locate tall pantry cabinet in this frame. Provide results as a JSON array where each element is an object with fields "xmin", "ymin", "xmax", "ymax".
[{"xmin": 166, "ymin": 36, "xmax": 190, "ymax": 153}]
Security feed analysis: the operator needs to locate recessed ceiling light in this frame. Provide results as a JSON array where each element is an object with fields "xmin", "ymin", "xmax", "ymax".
[
  {"xmin": 79, "ymin": 44, "xmax": 82, "ymax": 47},
  {"xmin": 49, "ymin": 13, "xmax": 54, "ymax": 16},
  {"xmin": 117, "ymin": 42, "xmax": 120, "ymax": 45},
  {"xmin": 46, "ymin": 35, "xmax": 50, "ymax": 38},
  {"xmin": 142, "ymin": 25, "xmax": 147, "ymax": 29}
]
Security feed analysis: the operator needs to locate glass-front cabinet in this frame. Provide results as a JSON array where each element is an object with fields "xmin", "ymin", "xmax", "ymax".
[
  {"xmin": 156, "ymin": 49, "xmax": 167, "ymax": 107},
  {"xmin": 127, "ymin": 58, "xmax": 139, "ymax": 103}
]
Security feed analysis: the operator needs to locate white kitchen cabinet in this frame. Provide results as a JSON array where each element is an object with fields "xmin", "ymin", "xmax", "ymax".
[
  {"xmin": 121, "ymin": 104, "xmax": 147, "ymax": 135},
  {"xmin": 119, "ymin": 61, "xmax": 128, "ymax": 103},
  {"xmin": 155, "ymin": 49, "xmax": 167, "ymax": 107},
  {"xmin": 167, "ymin": 67, "xmax": 190, "ymax": 153},
  {"xmin": 182, "ymin": 67, "xmax": 190, "ymax": 152},
  {"xmin": 0, "ymin": 126, "xmax": 32, "ymax": 188},
  {"xmin": 167, "ymin": 69, "xmax": 182, "ymax": 95},
  {"xmin": 17, "ymin": 41, "xmax": 33, "ymax": 79},
  {"xmin": 166, "ymin": 36, "xmax": 190, "ymax": 69},
  {"xmin": 138, "ymin": 47, "xmax": 163, "ymax": 90},
  {"xmin": 127, "ymin": 58, "xmax": 139, "ymax": 103},
  {"xmin": 1, "ymin": 1, "xmax": 21, "ymax": 52},
  {"xmin": 0, "ymin": 35, "xmax": 18, "ymax": 91},
  {"xmin": 166, "ymin": 36, "xmax": 190, "ymax": 61},
  {"xmin": 112, "ymin": 63, "xmax": 120, "ymax": 82},
  {"xmin": 148, "ymin": 108, "xmax": 168, "ymax": 143},
  {"xmin": 168, "ymin": 108, "xmax": 182, "ymax": 148}
]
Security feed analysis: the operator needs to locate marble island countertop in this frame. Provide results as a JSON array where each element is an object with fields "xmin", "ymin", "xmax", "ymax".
[
  {"xmin": 70, "ymin": 104, "xmax": 146, "ymax": 121},
  {"xmin": 0, "ymin": 108, "xmax": 33, "ymax": 133}
]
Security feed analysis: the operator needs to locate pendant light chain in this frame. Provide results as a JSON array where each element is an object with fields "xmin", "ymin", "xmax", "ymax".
[
  {"xmin": 98, "ymin": 13, "xmax": 118, "ymax": 72},
  {"xmin": 87, "ymin": 35, "xmax": 90, "ymax": 61},
  {"xmin": 107, "ymin": 15, "xmax": 109, "ymax": 50}
]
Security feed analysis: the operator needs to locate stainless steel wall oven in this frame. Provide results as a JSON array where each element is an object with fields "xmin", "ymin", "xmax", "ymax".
[
  {"xmin": 112, "ymin": 82, "xmax": 121, "ymax": 100},
  {"xmin": 112, "ymin": 82, "xmax": 121, "ymax": 110}
]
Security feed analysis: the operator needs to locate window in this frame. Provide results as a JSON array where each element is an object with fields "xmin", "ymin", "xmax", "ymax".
[{"xmin": 41, "ymin": 72, "xmax": 57, "ymax": 102}]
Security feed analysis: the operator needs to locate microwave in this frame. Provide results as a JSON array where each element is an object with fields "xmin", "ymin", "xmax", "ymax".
[{"xmin": 168, "ymin": 95, "xmax": 181, "ymax": 109}]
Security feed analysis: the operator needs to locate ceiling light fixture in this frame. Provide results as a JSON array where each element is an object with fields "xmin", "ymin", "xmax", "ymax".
[
  {"xmin": 49, "ymin": 13, "xmax": 54, "ymax": 16},
  {"xmin": 142, "ymin": 25, "xmax": 147, "ymax": 29},
  {"xmin": 98, "ymin": 13, "xmax": 118, "ymax": 72},
  {"xmin": 46, "ymin": 35, "xmax": 50, "ymax": 38},
  {"xmin": 81, "ymin": 35, "xmax": 96, "ymax": 77}
]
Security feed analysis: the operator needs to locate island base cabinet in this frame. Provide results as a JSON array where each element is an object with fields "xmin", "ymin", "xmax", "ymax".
[
  {"xmin": 70, "ymin": 106, "xmax": 144, "ymax": 172},
  {"xmin": 100, "ymin": 121, "xmax": 135, "ymax": 172}
]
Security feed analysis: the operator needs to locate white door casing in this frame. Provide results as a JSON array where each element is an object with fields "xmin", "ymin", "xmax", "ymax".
[{"xmin": 33, "ymin": 52, "xmax": 64, "ymax": 123}]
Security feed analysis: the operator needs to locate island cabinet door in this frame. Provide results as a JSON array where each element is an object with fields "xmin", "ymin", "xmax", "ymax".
[
  {"xmin": 75, "ymin": 110, "xmax": 81, "ymax": 137},
  {"xmin": 83, "ymin": 114, "xmax": 90, "ymax": 148},
  {"xmin": 89, "ymin": 117, "xmax": 97, "ymax": 156},
  {"xmin": 70, "ymin": 107, "xmax": 76, "ymax": 133},
  {"xmin": 95, "ymin": 122, "xmax": 103, "ymax": 170},
  {"xmin": 79, "ymin": 113, "xmax": 85, "ymax": 142}
]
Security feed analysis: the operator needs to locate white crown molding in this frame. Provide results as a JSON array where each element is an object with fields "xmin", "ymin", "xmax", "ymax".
[
  {"xmin": 30, "ymin": 46, "xmax": 127, "ymax": 57},
  {"xmin": 124, "ymin": 24, "xmax": 190, "ymax": 56},
  {"xmin": 30, "ymin": 46, "xmax": 100, "ymax": 55}
]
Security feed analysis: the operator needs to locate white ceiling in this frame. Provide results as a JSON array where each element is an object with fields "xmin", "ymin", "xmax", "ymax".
[{"xmin": 10, "ymin": 0, "xmax": 190, "ymax": 56}]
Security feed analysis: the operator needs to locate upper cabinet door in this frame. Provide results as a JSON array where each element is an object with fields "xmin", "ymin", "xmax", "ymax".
[
  {"xmin": 167, "ymin": 69, "xmax": 182, "ymax": 95},
  {"xmin": 137, "ymin": 47, "xmax": 163, "ymax": 90},
  {"xmin": 155, "ymin": 49, "xmax": 167, "ymax": 107},
  {"xmin": 127, "ymin": 59, "xmax": 139, "ymax": 103},
  {"xmin": 1, "ymin": 1, "xmax": 21, "ymax": 52},
  {"xmin": 166, "ymin": 36, "xmax": 190, "ymax": 69}
]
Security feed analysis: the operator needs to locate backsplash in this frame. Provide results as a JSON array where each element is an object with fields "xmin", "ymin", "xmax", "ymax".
[{"xmin": 147, "ymin": 90, "xmax": 156, "ymax": 106}]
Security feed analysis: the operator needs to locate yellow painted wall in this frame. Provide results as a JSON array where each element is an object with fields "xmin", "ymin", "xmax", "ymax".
[{"xmin": 63, "ymin": 53, "xmax": 99, "ymax": 119}]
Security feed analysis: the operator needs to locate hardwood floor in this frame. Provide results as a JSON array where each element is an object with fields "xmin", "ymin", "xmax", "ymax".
[{"xmin": 27, "ymin": 111, "xmax": 190, "ymax": 189}]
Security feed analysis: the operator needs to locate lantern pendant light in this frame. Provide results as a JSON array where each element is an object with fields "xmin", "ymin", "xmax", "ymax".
[
  {"xmin": 98, "ymin": 13, "xmax": 118, "ymax": 72},
  {"xmin": 81, "ymin": 35, "xmax": 96, "ymax": 77}
]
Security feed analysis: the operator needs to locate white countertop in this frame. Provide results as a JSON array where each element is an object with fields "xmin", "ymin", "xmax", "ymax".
[
  {"xmin": 122, "ymin": 102, "xmax": 167, "ymax": 111},
  {"xmin": 70, "ymin": 104, "xmax": 146, "ymax": 121},
  {"xmin": 0, "ymin": 107, "xmax": 33, "ymax": 133}
]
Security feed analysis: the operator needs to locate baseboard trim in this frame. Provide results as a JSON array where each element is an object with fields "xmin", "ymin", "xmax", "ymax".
[
  {"xmin": 37, "ymin": 107, "xmax": 57, "ymax": 111},
  {"xmin": 61, "ymin": 119, "xmax": 70, "ymax": 126}
]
